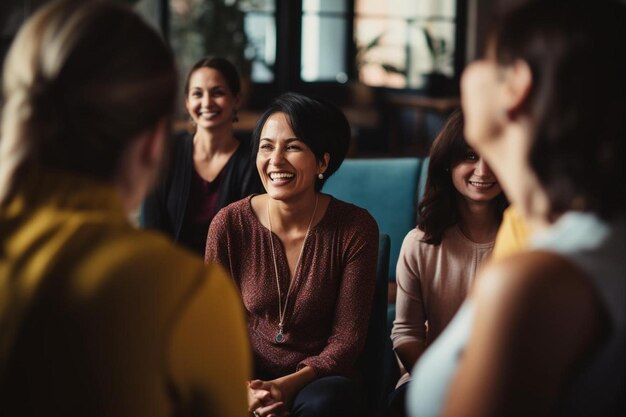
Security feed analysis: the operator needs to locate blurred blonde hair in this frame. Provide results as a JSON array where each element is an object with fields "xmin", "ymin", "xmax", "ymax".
[{"xmin": 0, "ymin": 0, "xmax": 177, "ymax": 204}]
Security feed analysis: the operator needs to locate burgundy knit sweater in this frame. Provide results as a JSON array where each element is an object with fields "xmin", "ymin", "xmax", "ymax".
[{"xmin": 205, "ymin": 195, "xmax": 379, "ymax": 379}]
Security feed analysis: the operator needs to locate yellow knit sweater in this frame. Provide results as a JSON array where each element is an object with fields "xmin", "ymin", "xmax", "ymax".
[{"xmin": 0, "ymin": 168, "xmax": 250, "ymax": 417}]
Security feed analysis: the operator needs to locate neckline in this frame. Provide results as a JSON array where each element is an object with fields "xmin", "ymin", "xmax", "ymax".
[
  {"xmin": 267, "ymin": 195, "xmax": 318, "ymax": 343},
  {"xmin": 189, "ymin": 134, "xmax": 240, "ymax": 184},
  {"xmin": 246, "ymin": 193, "xmax": 334, "ymax": 236},
  {"xmin": 450, "ymin": 225, "xmax": 495, "ymax": 249},
  {"xmin": 192, "ymin": 164, "xmax": 224, "ymax": 187}
]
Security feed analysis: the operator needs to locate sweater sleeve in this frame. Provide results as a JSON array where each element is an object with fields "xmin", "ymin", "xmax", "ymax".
[
  {"xmin": 492, "ymin": 205, "xmax": 529, "ymax": 261},
  {"xmin": 168, "ymin": 263, "xmax": 251, "ymax": 417},
  {"xmin": 391, "ymin": 229, "xmax": 428, "ymax": 349},
  {"xmin": 297, "ymin": 210, "xmax": 379, "ymax": 377},
  {"xmin": 204, "ymin": 208, "xmax": 232, "ymax": 272}
]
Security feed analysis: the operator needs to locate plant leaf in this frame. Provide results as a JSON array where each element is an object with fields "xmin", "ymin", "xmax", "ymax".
[
  {"xmin": 381, "ymin": 63, "xmax": 406, "ymax": 75},
  {"xmin": 422, "ymin": 27, "xmax": 436, "ymax": 56},
  {"xmin": 363, "ymin": 33, "xmax": 385, "ymax": 52}
]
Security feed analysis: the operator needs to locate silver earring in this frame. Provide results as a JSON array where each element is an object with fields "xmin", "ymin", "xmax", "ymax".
[{"xmin": 318, "ymin": 173, "xmax": 324, "ymax": 180}]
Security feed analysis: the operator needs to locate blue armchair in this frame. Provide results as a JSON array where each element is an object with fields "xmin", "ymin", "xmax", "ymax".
[
  {"xmin": 358, "ymin": 234, "xmax": 390, "ymax": 417},
  {"xmin": 324, "ymin": 157, "xmax": 429, "ymax": 411},
  {"xmin": 324, "ymin": 158, "xmax": 429, "ymax": 284}
]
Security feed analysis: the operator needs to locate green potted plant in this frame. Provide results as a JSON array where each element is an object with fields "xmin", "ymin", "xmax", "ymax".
[
  {"xmin": 170, "ymin": 0, "xmax": 252, "ymax": 78},
  {"xmin": 420, "ymin": 26, "xmax": 455, "ymax": 96}
]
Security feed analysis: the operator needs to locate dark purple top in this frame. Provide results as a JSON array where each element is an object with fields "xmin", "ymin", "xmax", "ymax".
[
  {"xmin": 179, "ymin": 169, "xmax": 223, "ymax": 254},
  {"xmin": 205, "ymin": 195, "xmax": 379, "ymax": 379}
]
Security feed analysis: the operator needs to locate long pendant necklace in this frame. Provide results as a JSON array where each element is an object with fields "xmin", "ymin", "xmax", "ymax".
[{"xmin": 267, "ymin": 195, "xmax": 319, "ymax": 344}]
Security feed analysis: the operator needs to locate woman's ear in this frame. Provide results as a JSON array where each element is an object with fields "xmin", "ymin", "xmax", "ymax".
[
  {"xmin": 230, "ymin": 92, "xmax": 241, "ymax": 118},
  {"xmin": 115, "ymin": 119, "xmax": 168, "ymax": 214},
  {"xmin": 319, "ymin": 152, "xmax": 330, "ymax": 175},
  {"xmin": 503, "ymin": 59, "xmax": 533, "ymax": 117},
  {"xmin": 140, "ymin": 119, "xmax": 167, "ymax": 169},
  {"xmin": 184, "ymin": 96, "xmax": 192, "ymax": 116}
]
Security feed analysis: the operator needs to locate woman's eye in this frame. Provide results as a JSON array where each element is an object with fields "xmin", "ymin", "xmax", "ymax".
[
  {"xmin": 465, "ymin": 152, "xmax": 478, "ymax": 161},
  {"xmin": 259, "ymin": 144, "xmax": 273, "ymax": 151},
  {"xmin": 286, "ymin": 145, "xmax": 301, "ymax": 151}
]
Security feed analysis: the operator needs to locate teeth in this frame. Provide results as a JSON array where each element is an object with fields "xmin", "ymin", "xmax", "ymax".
[
  {"xmin": 269, "ymin": 172, "xmax": 294, "ymax": 181},
  {"xmin": 469, "ymin": 181, "xmax": 495, "ymax": 188}
]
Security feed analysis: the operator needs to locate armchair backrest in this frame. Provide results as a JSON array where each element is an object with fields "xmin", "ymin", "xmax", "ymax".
[
  {"xmin": 357, "ymin": 233, "xmax": 390, "ymax": 417},
  {"xmin": 324, "ymin": 158, "xmax": 428, "ymax": 281}
]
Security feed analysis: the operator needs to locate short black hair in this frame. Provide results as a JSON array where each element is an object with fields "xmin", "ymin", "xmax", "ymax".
[{"xmin": 251, "ymin": 92, "xmax": 351, "ymax": 191}]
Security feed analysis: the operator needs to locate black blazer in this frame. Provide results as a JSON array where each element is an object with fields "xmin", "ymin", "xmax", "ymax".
[{"xmin": 141, "ymin": 132, "xmax": 264, "ymax": 255}]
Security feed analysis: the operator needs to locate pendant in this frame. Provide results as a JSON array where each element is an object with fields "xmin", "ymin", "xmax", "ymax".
[{"xmin": 275, "ymin": 323, "xmax": 285, "ymax": 344}]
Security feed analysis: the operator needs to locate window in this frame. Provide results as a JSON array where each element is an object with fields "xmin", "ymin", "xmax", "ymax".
[
  {"xmin": 355, "ymin": 0, "xmax": 457, "ymax": 89},
  {"xmin": 164, "ymin": 0, "xmax": 463, "ymax": 109},
  {"xmin": 168, "ymin": 0, "xmax": 276, "ymax": 84},
  {"xmin": 242, "ymin": 0, "xmax": 276, "ymax": 82},
  {"xmin": 300, "ymin": 0, "xmax": 350, "ymax": 83}
]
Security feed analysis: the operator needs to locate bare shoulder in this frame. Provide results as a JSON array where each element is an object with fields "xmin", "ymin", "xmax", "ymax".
[
  {"xmin": 473, "ymin": 250, "xmax": 602, "ymax": 344},
  {"xmin": 477, "ymin": 251, "xmax": 594, "ymax": 305}
]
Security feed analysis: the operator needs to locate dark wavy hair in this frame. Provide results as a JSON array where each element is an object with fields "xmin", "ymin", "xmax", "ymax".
[
  {"xmin": 491, "ymin": 0, "xmax": 626, "ymax": 219},
  {"xmin": 251, "ymin": 92, "xmax": 351, "ymax": 191},
  {"xmin": 417, "ymin": 110, "xmax": 508, "ymax": 245}
]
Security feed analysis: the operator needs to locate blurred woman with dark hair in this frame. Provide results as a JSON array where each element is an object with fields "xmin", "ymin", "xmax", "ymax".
[
  {"xmin": 206, "ymin": 92, "xmax": 378, "ymax": 417},
  {"xmin": 0, "ymin": 1, "xmax": 250, "ymax": 415},
  {"xmin": 408, "ymin": 1, "xmax": 626, "ymax": 416},
  {"xmin": 388, "ymin": 110, "xmax": 506, "ymax": 416}
]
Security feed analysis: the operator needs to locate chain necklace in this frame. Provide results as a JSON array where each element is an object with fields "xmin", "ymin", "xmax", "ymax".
[{"xmin": 267, "ymin": 194, "xmax": 319, "ymax": 344}]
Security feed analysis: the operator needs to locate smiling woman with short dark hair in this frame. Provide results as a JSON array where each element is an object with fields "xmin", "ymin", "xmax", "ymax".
[{"xmin": 206, "ymin": 92, "xmax": 379, "ymax": 417}]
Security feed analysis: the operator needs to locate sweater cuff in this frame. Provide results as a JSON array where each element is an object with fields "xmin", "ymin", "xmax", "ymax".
[{"xmin": 296, "ymin": 357, "xmax": 334, "ymax": 378}]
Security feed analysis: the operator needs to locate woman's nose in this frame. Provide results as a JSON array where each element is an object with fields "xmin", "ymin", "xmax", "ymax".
[
  {"xmin": 201, "ymin": 93, "xmax": 210, "ymax": 107},
  {"xmin": 475, "ymin": 158, "xmax": 493, "ymax": 177},
  {"xmin": 269, "ymin": 147, "xmax": 285, "ymax": 164}
]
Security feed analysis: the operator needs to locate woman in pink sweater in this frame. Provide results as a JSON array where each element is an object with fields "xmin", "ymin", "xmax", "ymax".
[{"xmin": 388, "ymin": 110, "xmax": 507, "ymax": 416}]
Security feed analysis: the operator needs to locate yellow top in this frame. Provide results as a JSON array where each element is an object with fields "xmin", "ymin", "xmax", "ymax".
[
  {"xmin": 491, "ymin": 205, "xmax": 530, "ymax": 261},
  {"xmin": 0, "ymin": 169, "xmax": 250, "ymax": 417}
]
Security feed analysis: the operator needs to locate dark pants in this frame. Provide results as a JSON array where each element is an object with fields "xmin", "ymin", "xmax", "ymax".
[
  {"xmin": 291, "ymin": 376, "xmax": 362, "ymax": 417},
  {"xmin": 386, "ymin": 381, "xmax": 409, "ymax": 417}
]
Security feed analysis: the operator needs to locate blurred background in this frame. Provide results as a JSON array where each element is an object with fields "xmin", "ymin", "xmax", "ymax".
[{"xmin": 0, "ymin": 0, "xmax": 505, "ymax": 157}]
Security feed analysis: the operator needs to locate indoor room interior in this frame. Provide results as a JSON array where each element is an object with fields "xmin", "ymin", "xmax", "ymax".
[
  {"xmin": 1, "ymin": 1, "xmax": 623, "ymax": 417},
  {"xmin": 2, "ymin": 0, "xmax": 497, "ymax": 157}
]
